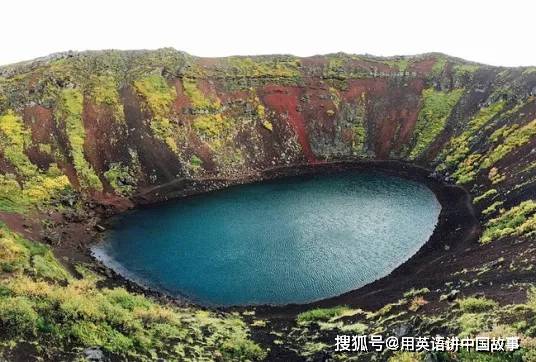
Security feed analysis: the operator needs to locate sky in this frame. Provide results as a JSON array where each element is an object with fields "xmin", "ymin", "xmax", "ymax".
[{"xmin": 1, "ymin": 0, "xmax": 535, "ymax": 67}]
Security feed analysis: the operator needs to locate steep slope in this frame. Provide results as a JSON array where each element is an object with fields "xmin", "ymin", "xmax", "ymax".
[{"xmin": 0, "ymin": 49, "xmax": 535, "ymax": 360}]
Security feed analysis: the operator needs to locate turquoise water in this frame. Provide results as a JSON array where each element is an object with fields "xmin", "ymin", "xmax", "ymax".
[{"xmin": 93, "ymin": 171, "xmax": 441, "ymax": 306}]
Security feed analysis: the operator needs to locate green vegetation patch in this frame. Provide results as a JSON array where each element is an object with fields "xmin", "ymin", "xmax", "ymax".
[
  {"xmin": 473, "ymin": 189, "xmax": 497, "ymax": 204},
  {"xmin": 133, "ymin": 75, "xmax": 178, "ymax": 152},
  {"xmin": 181, "ymin": 78, "xmax": 240, "ymax": 166},
  {"xmin": 182, "ymin": 78, "xmax": 219, "ymax": 111},
  {"xmin": 458, "ymin": 297, "xmax": 498, "ymax": 313},
  {"xmin": 436, "ymin": 101, "xmax": 506, "ymax": 184},
  {"xmin": 0, "ymin": 224, "xmax": 68, "ymax": 279},
  {"xmin": 409, "ymin": 88, "xmax": 464, "ymax": 159},
  {"xmin": 323, "ymin": 54, "xmax": 371, "ymax": 80},
  {"xmin": 104, "ymin": 162, "xmax": 138, "ymax": 196},
  {"xmin": 403, "ymin": 287, "xmax": 430, "ymax": 298},
  {"xmin": 480, "ymin": 119, "xmax": 536, "ymax": 169},
  {"xmin": 297, "ymin": 306, "xmax": 353, "ymax": 324},
  {"xmin": 0, "ymin": 111, "xmax": 39, "ymax": 177},
  {"xmin": 381, "ymin": 58, "xmax": 410, "ymax": 72},
  {"xmin": 457, "ymin": 312, "xmax": 489, "ymax": 338},
  {"xmin": 86, "ymin": 74, "xmax": 124, "ymax": 122},
  {"xmin": 188, "ymin": 155, "xmax": 203, "ymax": 173},
  {"xmin": 133, "ymin": 75, "xmax": 176, "ymax": 116},
  {"xmin": 226, "ymin": 56, "xmax": 301, "ymax": 79},
  {"xmin": 0, "ymin": 112, "xmax": 71, "ymax": 209},
  {"xmin": 480, "ymin": 200, "xmax": 536, "ymax": 243},
  {"xmin": 55, "ymin": 89, "xmax": 103, "ymax": 191},
  {"xmin": 431, "ymin": 57, "xmax": 448, "ymax": 77},
  {"xmin": 453, "ymin": 64, "xmax": 480, "ymax": 83},
  {"xmin": 192, "ymin": 114, "xmax": 233, "ymax": 140},
  {"xmin": 352, "ymin": 114, "xmax": 367, "ymax": 155}
]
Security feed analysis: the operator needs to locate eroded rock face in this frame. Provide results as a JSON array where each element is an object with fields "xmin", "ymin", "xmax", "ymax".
[{"xmin": 0, "ymin": 49, "xmax": 534, "ymax": 244}]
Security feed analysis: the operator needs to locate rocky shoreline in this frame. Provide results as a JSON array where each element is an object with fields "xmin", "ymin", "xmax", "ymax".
[{"xmin": 56, "ymin": 160, "xmax": 476, "ymax": 313}]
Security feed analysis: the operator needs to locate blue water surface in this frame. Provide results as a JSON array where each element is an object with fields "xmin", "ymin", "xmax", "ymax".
[{"xmin": 93, "ymin": 170, "xmax": 441, "ymax": 306}]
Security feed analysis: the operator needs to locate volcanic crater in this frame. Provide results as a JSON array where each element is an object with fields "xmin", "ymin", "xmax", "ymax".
[{"xmin": 0, "ymin": 49, "xmax": 535, "ymax": 361}]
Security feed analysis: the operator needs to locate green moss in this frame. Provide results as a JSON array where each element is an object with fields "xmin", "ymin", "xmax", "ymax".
[
  {"xmin": 133, "ymin": 75, "xmax": 176, "ymax": 116},
  {"xmin": 340, "ymin": 322, "xmax": 368, "ymax": 334},
  {"xmin": 457, "ymin": 312, "xmax": 488, "ymax": 337},
  {"xmin": 325, "ymin": 56, "xmax": 347, "ymax": 79},
  {"xmin": 86, "ymin": 75, "xmax": 124, "ymax": 122},
  {"xmin": 0, "ymin": 225, "xmax": 30, "ymax": 272},
  {"xmin": 437, "ymin": 101, "xmax": 505, "ymax": 182},
  {"xmin": 133, "ymin": 75, "xmax": 179, "ymax": 152},
  {"xmin": 481, "ymin": 200, "xmax": 536, "ymax": 243},
  {"xmin": 255, "ymin": 100, "xmax": 273, "ymax": 131},
  {"xmin": 480, "ymin": 119, "xmax": 536, "ymax": 169},
  {"xmin": 353, "ymin": 118, "xmax": 367, "ymax": 155},
  {"xmin": 227, "ymin": 56, "xmax": 301, "ymax": 79},
  {"xmin": 221, "ymin": 336, "xmax": 267, "ymax": 361},
  {"xmin": 151, "ymin": 117, "xmax": 177, "ymax": 152},
  {"xmin": 527, "ymin": 287, "xmax": 536, "ymax": 311},
  {"xmin": 453, "ymin": 64, "xmax": 480, "ymax": 81},
  {"xmin": 0, "ymin": 174, "xmax": 27, "ymax": 212},
  {"xmin": 451, "ymin": 153, "xmax": 481, "ymax": 185},
  {"xmin": 300, "ymin": 342, "xmax": 329, "ymax": 357},
  {"xmin": 468, "ymin": 101, "xmax": 506, "ymax": 133},
  {"xmin": 70, "ymin": 321, "xmax": 133, "ymax": 353},
  {"xmin": 104, "ymin": 162, "xmax": 137, "ymax": 196},
  {"xmin": 431, "ymin": 57, "xmax": 448, "ymax": 77},
  {"xmin": 55, "ymin": 89, "xmax": 102, "ymax": 191},
  {"xmin": 188, "ymin": 155, "xmax": 203, "ymax": 172},
  {"xmin": 0, "ymin": 296, "xmax": 38, "ymax": 337},
  {"xmin": 0, "ymin": 224, "xmax": 68, "ymax": 280},
  {"xmin": 192, "ymin": 114, "xmax": 233, "ymax": 141},
  {"xmin": 329, "ymin": 87, "xmax": 341, "ymax": 109},
  {"xmin": 0, "ymin": 112, "xmax": 71, "ymax": 209},
  {"xmin": 38, "ymin": 143, "xmax": 52, "ymax": 154},
  {"xmin": 181, "ymin": 78, "xmax": 242, "ymax": 168},
  {"xmin": 403, "ymin": 287, "xmax": 430, "ymax": 298},
  {"xmin": 323, "ymin": 54, "xmax": 370, "ymax": 80},
  {"xmin": 409, "ymin": 88, "xmax": 464, "ymax": 159},
  {"xmin": 382, "ymin": 58, "xmax": 410, "ymax": 72},
  {"xmin": 31, "ymin": 253, "xmax": 71, "ymax": 281},
  {"xmin": 482, "ymin": 201, "xmax": 504, "ymax": 217},
  {"xmin": 297, "ymin": 306, "xmax": 352, "ymax": 324},
  {"xmin": 458, "ymin": 297, "xmax": 498, "ymax": 313},
  {"xmin": 182, "ymin": 78, "xmax": 219, "ymax": 110},
  {"xmin": 473, "ymin": 189, "xmax": 497, "ymax": 204},
  {"xmin": 388, "ymin": 352, "xmax": 422, "ymax": 362},
  {"xmin": 0, "ymin": 111, "xmax": 39, "ymax": 177},
  {"xmin": 488, "ymin": 167, "xmax": 505, "ymax": 185}
]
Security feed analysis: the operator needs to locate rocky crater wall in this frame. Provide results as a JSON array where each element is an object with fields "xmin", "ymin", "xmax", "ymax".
[{"xmin": 0, "ymin": 49, "xmax": 534, "ymax": 246}]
